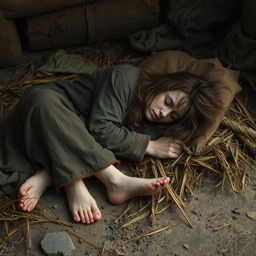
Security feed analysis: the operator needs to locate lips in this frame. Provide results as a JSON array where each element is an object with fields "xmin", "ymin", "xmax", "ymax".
[{"xmin": 151, "ymin": 110, "xmax": 158, "ymax": 120}]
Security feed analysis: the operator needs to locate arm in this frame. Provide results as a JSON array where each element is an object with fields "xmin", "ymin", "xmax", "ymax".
[{"xmin": 88, "ymin": 65, "xmax": 150, "ymax": 162}]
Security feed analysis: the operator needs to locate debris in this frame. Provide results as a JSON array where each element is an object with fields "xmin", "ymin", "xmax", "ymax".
[
  {"xmin": 232, "ymin": 209, "xmax": 241, "ymax": 215},
  {"xmin": 183, "ymin": 244, "xmax": 189, "ymax": 249},
  {"xmin": 121, "ymin": 222, "xmax": 179, "ymax": 245},
  {"xmin": 246, "ymin": 211, "xmax": 256, "ymax": 219},
  {"xmin": 212, "ymin": 223, "xmax": 232, "ymax": 231},
  {"xmin": 41, "ymin": 231, "xmax": 75, "ymax": 256},
  {"xmin": 191, "ymin": 210, "xmax": 200, "ymax": 215}
]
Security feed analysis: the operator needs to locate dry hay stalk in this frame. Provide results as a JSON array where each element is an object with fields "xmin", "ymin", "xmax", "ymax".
[
  {"xmin": 222, "ymin": 116, "xmax": 256, "ymax": 142},
  {"xmin": 133, "ymin": 100, "xmax": 254, "ymax": 227},
  {"xmin": 121, "ymin": 222, "xmax": 179, "ymax": 245},
  {"xmin": 0, "ymin": 197, "xmax": 107, "ymax": 254}
]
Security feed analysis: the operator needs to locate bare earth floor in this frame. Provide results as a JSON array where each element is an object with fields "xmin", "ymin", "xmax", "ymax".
[{"xmin": 1, "ymin": 167, "xmax": 256, "ymax": 256}]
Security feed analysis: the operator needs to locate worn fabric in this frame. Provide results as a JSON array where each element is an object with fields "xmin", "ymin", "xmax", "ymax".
[
  {"xmin": 217, "ymin": 24, "xmax": 256, "ymax": 73},
  {"xmin": 0, "ymin": 0, "xmax": 93, "ymax": 19},
  {"xmin": 130, "ymin": 0, "xmax": 241, "ymax": 55},
  {"xmin": 37, "ymin": 49, "xmax": 97, "ymax": 77},
  {"xmin": 0, "ymin": 65, "xmax": 150, "ymax": 191},
  {"xmin": 130, "ymin": 24, "xmax": 186, "ymax": 52},
  {"xmin": 0, "ymin": 9, "xmax": 22, "ymax": 67},
  {"xmin": 139, "ymin": 50, "xmax": 241, "ymax": 152}
]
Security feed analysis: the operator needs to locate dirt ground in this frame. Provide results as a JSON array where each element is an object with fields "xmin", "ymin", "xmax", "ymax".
[
  {"xmin": 0, "ymin": 50, "xmax": 255, "ymax": 256},
  {"xmin": 1, "ymin": 169, "xmax": 256, "ymax": 256}
]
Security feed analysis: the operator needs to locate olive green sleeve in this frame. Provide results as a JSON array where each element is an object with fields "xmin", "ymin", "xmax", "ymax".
[{"xmin": 88, "ymin": 65, "xmax": 150, "ymax": 162}]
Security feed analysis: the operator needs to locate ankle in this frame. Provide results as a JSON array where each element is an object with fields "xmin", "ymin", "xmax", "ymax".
[{"xmin": 96, "ymin": 166, "xmax": 125, "ymax": 186}]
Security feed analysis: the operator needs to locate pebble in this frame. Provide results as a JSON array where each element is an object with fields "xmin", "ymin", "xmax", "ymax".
[
  {"xmin": 232, "ymin": 209, "xmax": 241, "ymax": 215},
  {"xmin": 246, "ymin": 211, "xmax": 256, "ymax": 219},
  {"xmin": 41, "ymin": 231, "xmax": 75, "ymax": 256},
  {"xmin": 191, "ymin": 210, "xmax": 199, "ymax": 215},
  {"xmin": 183, "ymin": 244, "xmax": 189, "ymax": 249}
]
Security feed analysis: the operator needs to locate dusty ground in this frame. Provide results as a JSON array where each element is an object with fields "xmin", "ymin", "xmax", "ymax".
[
  {"xmin": 0, "ymin": 49, "xmax": 255, "ymax": 256},
  {"xmin": 1, "ymin": 169, "xmax": 256, "ymax": 256}
]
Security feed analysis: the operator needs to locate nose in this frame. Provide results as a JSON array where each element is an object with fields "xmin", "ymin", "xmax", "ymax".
[{"xmin": 160, "ymin": 107, "xmax": 171, "ymax": 118}]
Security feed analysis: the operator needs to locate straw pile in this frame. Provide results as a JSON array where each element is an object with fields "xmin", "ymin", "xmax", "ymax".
[{"xmin": 0, "ymin": 40, "xmax": 255, "ymax": 253}]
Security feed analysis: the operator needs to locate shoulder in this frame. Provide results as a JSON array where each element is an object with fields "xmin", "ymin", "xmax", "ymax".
[
  {"xmin": 94, "ymin": 64, "xmax": 140, "ymax": 83},
  {"xmin": 112, "ymin": 64, "xmax": 140, "ymax": 76}
]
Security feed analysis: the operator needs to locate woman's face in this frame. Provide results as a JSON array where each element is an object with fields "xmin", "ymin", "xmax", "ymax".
[{"xmin": 145, "ymin": 90, "xmax": 189, "ymax": 123}]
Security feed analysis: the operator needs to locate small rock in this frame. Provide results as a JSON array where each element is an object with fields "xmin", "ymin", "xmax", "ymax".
[
  {"xmin": 183, "ymin": 244, "xmax": 189, "ymax": 249},
  {"xmin": 232, "ymin": 215, "xmax": 238, "ymax": 220},
  {"xmin": 246, "ymin": 211, "xmax": 256, "ymax": 219},
  {"xmin": 41, "ymin": 231, "xmax": 75, "ymax": 256},
  {"xmin": 52, "ymin": 204, "xmax": 58, "ymax": 209},
  {"xmin": 191, "ymin": 210, "xmax": 199, "ymax": 215},
  {"xmin": 232, "ymin": 209, "xmax": 241, "ymax": 215},
  {"xmin": 78, "ymin": 238, "xmax": 83, "ymax": 243}
]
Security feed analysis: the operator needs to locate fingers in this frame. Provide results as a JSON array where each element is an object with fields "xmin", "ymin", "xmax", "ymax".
[
  {"xmin": 172, "ymin": 138, "xmax": 183, "ymax": 144},
  {"xmin": 167, "ymin": 143, "xmax": 183, "ymax": 158}
]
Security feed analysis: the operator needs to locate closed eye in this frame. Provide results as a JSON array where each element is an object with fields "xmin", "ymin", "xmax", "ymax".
[{"xmin": 165, "ymin": 96, "xmax": 174, "ymax": 107}]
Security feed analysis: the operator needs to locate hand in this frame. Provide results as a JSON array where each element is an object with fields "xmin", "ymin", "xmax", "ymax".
[{"xmin": 145, "ymin": 136, "xmax": 183, "ymax": 159}]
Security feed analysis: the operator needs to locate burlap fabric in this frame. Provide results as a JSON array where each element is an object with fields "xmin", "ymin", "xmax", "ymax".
[
  {"xmin": 0, "ymin": 0, "xmax": 94, "ymax": 19},
  {"xmin": 138, "ymin": 50, "xmax": 241, "ymax": 153},
  {"xmin": 26, "ymin": 6, "xmax": 88, "ymax": 50},
  {"xmin": 0, "ymin": 10, "xmax": 22, "ymax": 67}
]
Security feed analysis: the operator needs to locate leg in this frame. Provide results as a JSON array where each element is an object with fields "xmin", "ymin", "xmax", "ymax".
[
  {"xmin": 18, "ymin": 169, "xmax": 52, "ymax": 212},
  {"xmin": 95, "ymin": 165, "xmax": 170, "ymax": 204},
  {"xmin": 15, "ymin": 89, "xmax": 115, "ymax": 223}
]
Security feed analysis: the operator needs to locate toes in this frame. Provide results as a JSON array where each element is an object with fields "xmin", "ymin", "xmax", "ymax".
[
  {"xmin": 84, "ymin": 211, "xmax": 90, "ymax": 224},
  {"xmin": 152, "ymin": 180, "xmax": 161, "ymax": 187},
  {"xmin": 88, "ymin": 211, "xmax": 94, "ymax": 223},
  {"xmin": 78, "ymin": 210, "xmax": 86, "ymax": 223},
  {"xmin": 27, "ymin": 202, "xmax": 35, "ymax": 212},
  {"xmin": 73, "ymin": 210, "xmax": 81, "ymax": 222},
  {"xmin": 93, "ymin": 211, "xmax": 101, "ymax": 221},
  {"xmin": 19, "ymin": 186, "xmax": 29, "ymax": 198}
]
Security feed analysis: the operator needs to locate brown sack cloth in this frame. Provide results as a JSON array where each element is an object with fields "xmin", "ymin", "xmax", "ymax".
[
  {"xmin": 0, "ymin": 0, "xmax": 94, "ymax": 19},
  {"xmin": 139, "ymin": 50, "xmax": 241, "ymax": 153},
  {"xmin": 0, "ymin": 10, "xmax": 22, "ymax": 67},
  {"xmin": 26, "ymin": 6, "xmax": 88, "ymax": 51},
  {"xmin": 37, "ymin": 49, "xmax": 97, "ymax": 77},
  {"xmin": 87, "ymin": 0, "xmax": 160, "ymax": 42},
  {"xmin": 241, "ymin": 0, "xmax": 256, "ymax": 39}
]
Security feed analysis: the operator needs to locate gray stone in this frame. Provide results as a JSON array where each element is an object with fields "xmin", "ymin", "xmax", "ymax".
[{"xmin": 41, "ymin": 231, "xmax": 75, "ymax": 256}]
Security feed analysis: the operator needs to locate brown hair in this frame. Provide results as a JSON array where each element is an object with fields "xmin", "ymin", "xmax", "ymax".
[{"xmin": 128, "ymin": 71, "xmax": 223, "ymax": 144}]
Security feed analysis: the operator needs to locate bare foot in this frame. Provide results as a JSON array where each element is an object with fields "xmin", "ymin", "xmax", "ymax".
[
  {"xmin": 18, "ymin": 169, "xmax": 52, "ymax": 212},
  {"xmin": 95, "ymin": 166, "xmax": 170, "ymax": 205},
  {"xmin": 105, "ymin": 176, "xmax": 170, "ymax": 204},
  {"xmin": 64, "ymin": 180, "xmax": 101, "ymax": 224}
]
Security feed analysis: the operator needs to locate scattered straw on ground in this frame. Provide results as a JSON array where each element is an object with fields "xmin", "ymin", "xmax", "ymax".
[{"xmin": 0, "ymin": 40, "xmax": 255, "ymax": 255}]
